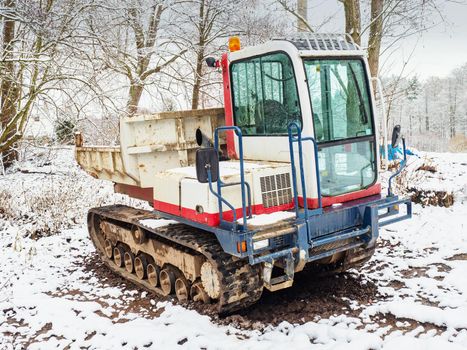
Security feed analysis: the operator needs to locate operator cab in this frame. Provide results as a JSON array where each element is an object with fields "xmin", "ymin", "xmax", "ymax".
[{"xmin": 225, "ymin": 34, "xmax": 380, "ymax": 207}]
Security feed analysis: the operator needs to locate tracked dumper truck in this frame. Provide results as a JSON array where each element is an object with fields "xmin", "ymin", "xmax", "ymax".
[{"xmin": 76, "ymin": 34, "xmax": 412, "ymax": 313}]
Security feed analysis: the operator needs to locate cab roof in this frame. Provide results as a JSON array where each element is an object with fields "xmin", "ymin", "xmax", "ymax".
[
  {"xmin": 228, "ymin": 33, "xmax": 365, "ymax": 62},
  {"xmin": 273, "ymin": 33, "xmax": 360, "ymax": 52}
]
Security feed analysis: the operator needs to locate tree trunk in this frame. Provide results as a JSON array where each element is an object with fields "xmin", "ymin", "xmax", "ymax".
[
  {"xmin": 425, "ymin": 91, "xmax": 429, "ymax": 132},
  {"xmin": 126, "ymin": 82, "xmax": 144, "ymax": 116},
  {"xmin": 297, "ymin": 0, "xmax": 308, "ymax": 32},
  {"xmin": 368, "ymin": 0, "xmax": 384, "ymax": 78},
  {"xmin": 191, "ymin": 49, "xmax": 204, "ymax": 110},
  {"xmin": 341, "ymin": 0, "xmax": 361, "ymax": 45},
  {"xmin": 1, "ymin": 0, "xmax": 19, "ymax": 168},
  {"xmin": 448, "ymin": 80, "xmax": 457, "ymax": 138},
  {"xmin": 191, "ymin": 0, "xmax": 206, "ymax": 110}
]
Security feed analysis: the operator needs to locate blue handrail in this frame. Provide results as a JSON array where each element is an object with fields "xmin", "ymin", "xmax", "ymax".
[
  {"xmin": 214, "ymin": 126, "xmax": 248, "ymax": 230},
  {"xmin": 287, "ymin": 122, "xmax": 323, "ymax": 223}
]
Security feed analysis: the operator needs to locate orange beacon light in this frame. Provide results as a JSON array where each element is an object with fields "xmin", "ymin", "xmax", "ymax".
[{"xmin": 228, "ymin": 36, "xmax": 241, "ymax": 52}]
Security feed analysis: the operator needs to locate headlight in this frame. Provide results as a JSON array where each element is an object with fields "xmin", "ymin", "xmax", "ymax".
[{"xmin": 253, "ymin": 239, "xmax": 269, "ymax": 251}]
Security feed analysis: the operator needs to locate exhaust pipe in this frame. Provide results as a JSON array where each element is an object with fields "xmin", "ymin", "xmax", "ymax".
[
  {"xmin": 195, "ymin": 127, "xmax": 229, "ymax": 161},
  {"xmin": 196, "ymin": 128, "xmax": 213, "ymax": 148}
]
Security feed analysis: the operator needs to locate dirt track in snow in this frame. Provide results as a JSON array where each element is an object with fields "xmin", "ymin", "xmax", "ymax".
[{"xmin": 81, "ymin": 239, "xmax": 450, "ymax": 336}]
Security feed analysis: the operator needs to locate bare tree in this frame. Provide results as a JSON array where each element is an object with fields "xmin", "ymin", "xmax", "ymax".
[
  {"xmin": 0, "ymin": 0, "xmax": 95, "ymax": 167},
  {"xmin": 169, "ymin": 0, "xmax": 278, "ymax": 110},
  {"xmin": 0, "ymin": 0, "xmax": 19, "ymax": 166},
  {"xmin": 172, "ymin": 0, "xmax": 237, "ymax": 110},
  {"xmin": 277, "ymin": 0, "xmax": 314, "ymax": 32},
  {"xmin": 86, "ymin": 0, "xmax": 187, "ymax": 116},
  {"xmin": 235, "ymin": 1, "xmax": 290, "ymax": 46}
]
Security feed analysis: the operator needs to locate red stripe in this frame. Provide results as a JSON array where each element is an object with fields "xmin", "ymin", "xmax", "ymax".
[
  {"xmin": 298, "ymin": 183, "xmax": 381, "ymax": 208},
  {"xmin": 221, "ymin": 53, "xmax": 237, "ymax": 159},
  {"xmin": 154, "ymin": 200, "xmax": 294, "ymax": 227},
  {"xmin": 154, "ymin": 184, "xmax": 381, "ymax": 226}
]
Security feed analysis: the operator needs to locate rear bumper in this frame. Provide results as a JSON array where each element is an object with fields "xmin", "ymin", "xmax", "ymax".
[
  {"xmin": 154, "ymin": 193, "xmax": 412, "ymax": 267},
  {"xmin": 247, "ymin": 194, "xmax": 412, "ymax": 266}
]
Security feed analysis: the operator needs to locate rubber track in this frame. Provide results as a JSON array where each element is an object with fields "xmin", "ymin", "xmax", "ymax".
[{"xmin": 87, "ymin": 205, "xmax": 263, "ymax": 314}]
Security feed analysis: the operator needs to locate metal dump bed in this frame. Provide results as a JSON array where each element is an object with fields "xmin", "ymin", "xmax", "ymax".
[{"xmin": 75, "ymin": 108, "xmax": 225, "ymax": 188}]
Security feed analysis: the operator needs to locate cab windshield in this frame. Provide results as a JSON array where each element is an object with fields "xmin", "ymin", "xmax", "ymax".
[{"xmin": 303, "ymin": 59, "xmax": 377, "ymax": 196}]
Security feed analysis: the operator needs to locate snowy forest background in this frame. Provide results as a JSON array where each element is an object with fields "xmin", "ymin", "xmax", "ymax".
[
  {"xmin": 383, "ymin": 70, "xmax": 467, "ymax": 152},
  {"xmin": 1, "ymin": 0, "xmax": 467, "ymax": 166}
]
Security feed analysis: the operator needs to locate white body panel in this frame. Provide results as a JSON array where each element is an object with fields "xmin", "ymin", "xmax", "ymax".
[{"xmin": 153, "ymin": 161, "xmax": 293, "ymax": 223}]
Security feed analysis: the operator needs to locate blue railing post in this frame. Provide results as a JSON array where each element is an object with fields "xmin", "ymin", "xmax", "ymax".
[
  {"xmin": 214, "ymin": 126, "xmax": 248, "ymax": 230},
  {"xmin": 302, "ymin": 136, "xmax": 322, "ymax": 211},
  {"xmin": 288, "ymin": 126, "xmax": 300, "ymax": 218},
  {"xmin": 206, "ymin": 168, "xmax": 238, "ymax": 229},
  {"xmin": 287, "ymin": 122, "xmax": 323, "ymax": 222}
]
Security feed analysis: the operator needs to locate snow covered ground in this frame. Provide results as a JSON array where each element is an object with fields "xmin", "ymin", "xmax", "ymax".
[{"xmin": 0, "ymin": 148, "xmax": 466, "ymax": 349}]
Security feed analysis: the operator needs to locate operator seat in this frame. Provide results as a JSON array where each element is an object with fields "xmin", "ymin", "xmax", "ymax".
[{"xmin": 255, "ymin": 99, "xmax": 290, "ymax": 134}]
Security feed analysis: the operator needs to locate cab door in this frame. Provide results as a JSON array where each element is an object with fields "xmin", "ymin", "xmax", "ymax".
[{"xmin": 229, "ymin": 51, "xmax": 303, "ymax": 162}]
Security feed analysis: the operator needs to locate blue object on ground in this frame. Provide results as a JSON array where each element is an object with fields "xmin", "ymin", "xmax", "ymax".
[{"xmin": 381, "ymin": 144, "xmax": 416, "ymax": 161}]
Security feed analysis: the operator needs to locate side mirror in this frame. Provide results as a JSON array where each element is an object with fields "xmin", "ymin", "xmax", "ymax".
[
  {"xmin": 391, "ymin": 125, "xmax": 401, "ymax": 148},
  {"xmin": 196, "ymin": 148, "xmax": 219, "ymax": 183},
  {"xmin": 205, "ymin": 57, "xmax": 217, "ymax": 68}
]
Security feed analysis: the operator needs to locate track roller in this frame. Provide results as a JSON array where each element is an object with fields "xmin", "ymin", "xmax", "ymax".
[
  {"xmin": 104, "ymin": 239, "xmax": 113, "ymax": 259},
  {"xmin": 113, "ymin": 246, "xmax": 125, "ymax": 267},
  {"xmin": 160, "ymin": 267, "xmax": 176, "ymax": 296},
  {"xmin": 124, "ymin": 251, "xmax": 135, "ymax": 273},
  {"xmin": 175, "ymin": 278, "xmax": 190, "ymax": 301},
  {"xmin": 190, "ymin": 282, "xmax": 210, "ymax": 303},
  {"xmin": 134, "ymin": 255, "xmax": 148, "ymax": 280},
  {"xmin": 147, "ymin": 263, "xmax": 160, "ymax": 287},
  {"xmin": 131, "ymin": 225, "xmax": 146, "ymax": 244}
]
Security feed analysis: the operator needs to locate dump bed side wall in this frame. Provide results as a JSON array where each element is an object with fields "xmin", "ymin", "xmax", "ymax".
[{"xmin": 75, "ymin": 108, "xmax": 225, "ymax": 187}]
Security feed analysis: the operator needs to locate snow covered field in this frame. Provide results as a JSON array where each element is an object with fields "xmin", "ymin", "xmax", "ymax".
[{"xmin": 0, "ymin": 148, "xmax": 466, "ymax": 349}]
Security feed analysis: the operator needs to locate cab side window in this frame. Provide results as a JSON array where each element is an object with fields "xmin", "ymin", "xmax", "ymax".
[{"xmin": 231, "ymin": 52, "xmax": 301, "ymax": 135}]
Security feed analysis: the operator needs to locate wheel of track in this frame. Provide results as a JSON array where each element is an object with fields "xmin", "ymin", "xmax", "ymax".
[
  {"xmin": 175, "ymin": 277, "xmax": 190, "ymax": 301},
  {"xmin": 104, "ymin": 239, "xmax": 113, "ymax": 259},
  {"xmin": 113, "ymin": 246, "xmax": 125, "ymax": 267},
  {"xmin": 147, "ymin": 263, "xmax": 160, "ymax": 287},
  {"xmin": 190, "ymin": 281, "xmax": 210, "ymax": 303},
  {"xmin": 160, "ymin": 267, "xmax": 176, "ymax": 296},
  {"xmin": 131, "ymin": 225, "xmax": 146, "ymax": 244},
  {"xmin": 124, "ymin": 251, "xmax": 135, "ymax": 273},
  {"xmin": 134, "ymin": 255, "xmax": 148, "ymax": 280}
]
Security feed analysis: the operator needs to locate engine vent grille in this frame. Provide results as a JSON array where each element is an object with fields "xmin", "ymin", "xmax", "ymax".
[{"xmin": 260, "ymin": 173, "xmax": 292, "ymax": 208}]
